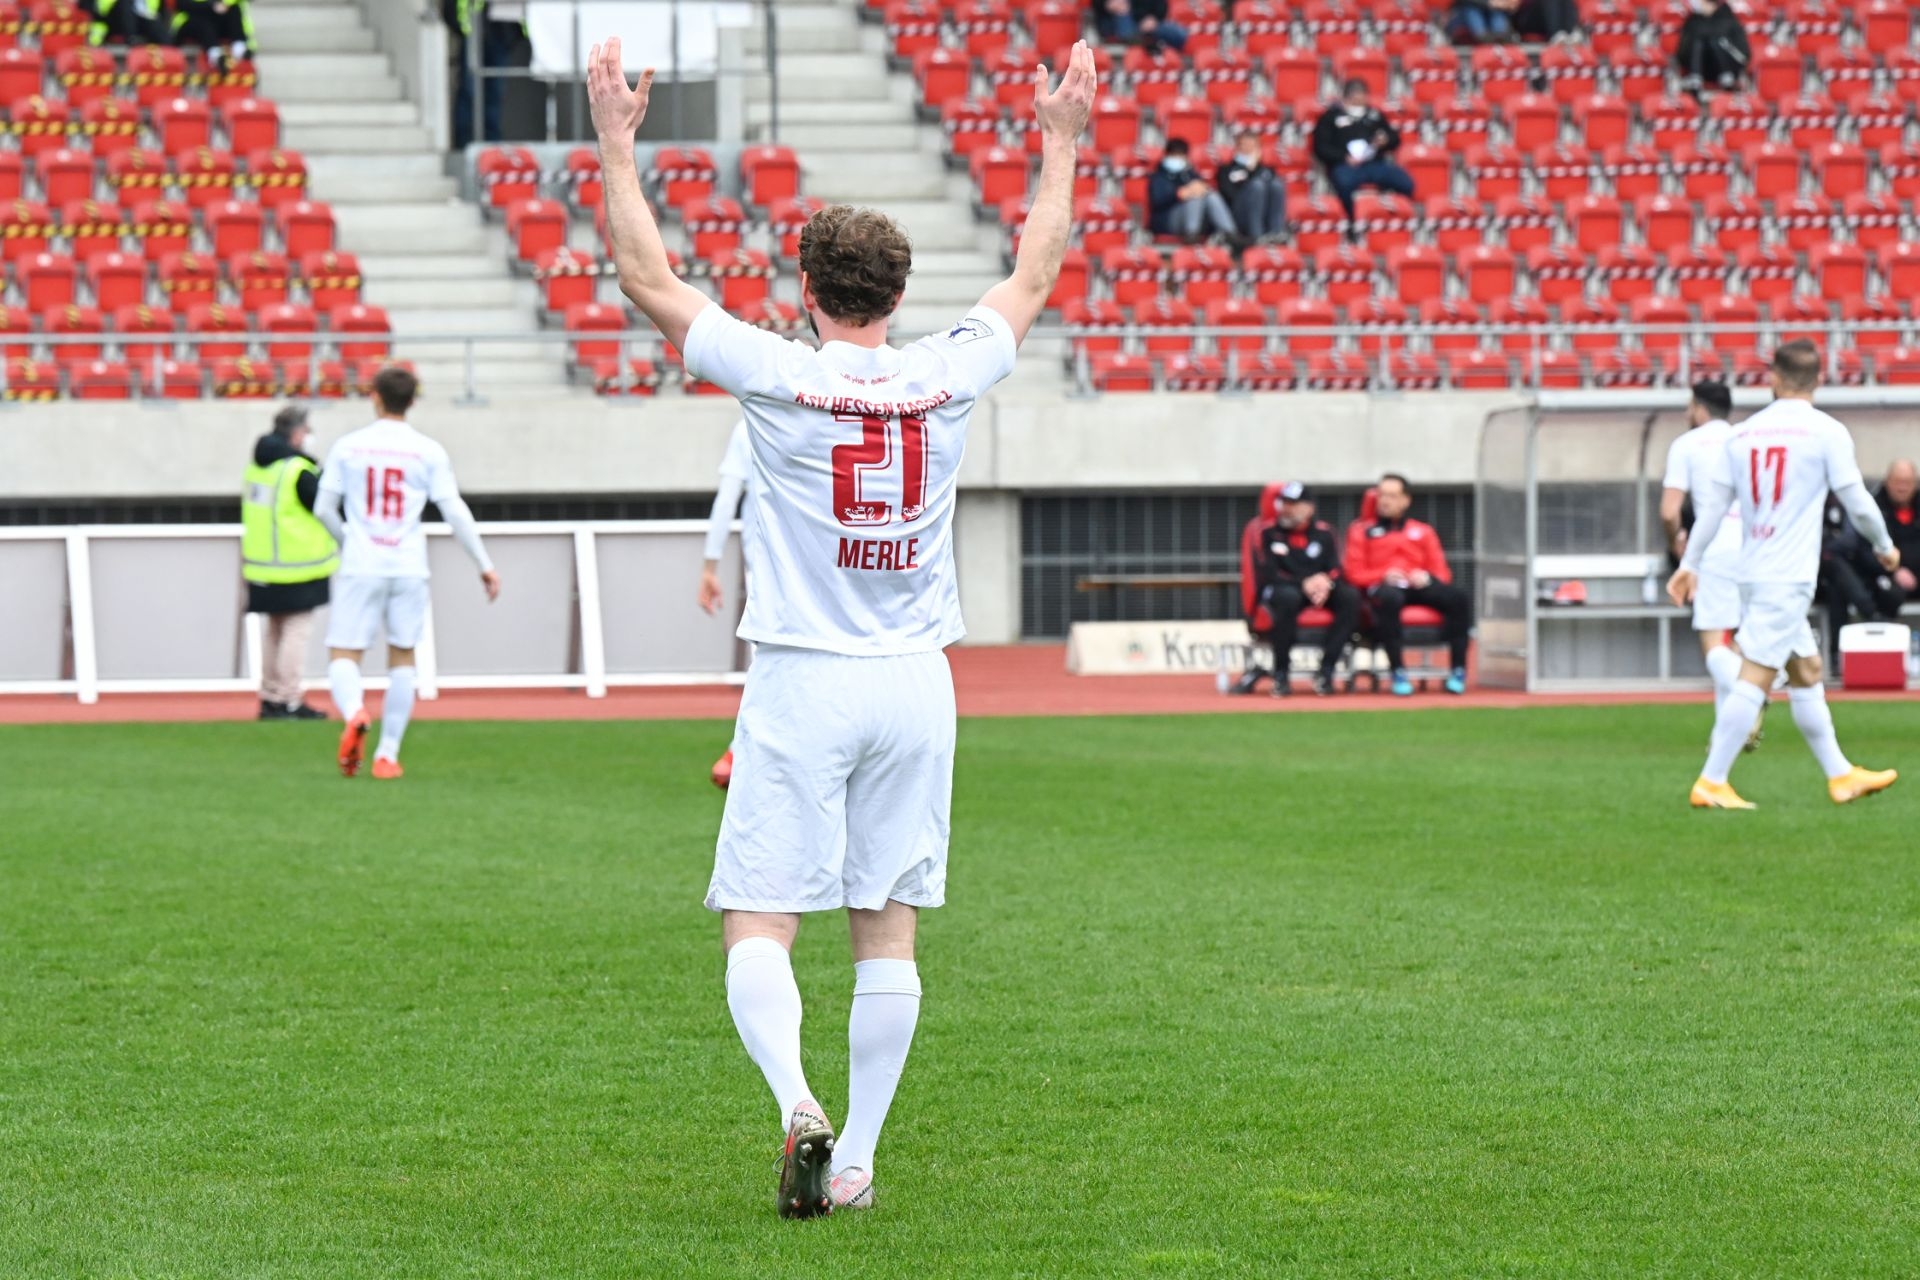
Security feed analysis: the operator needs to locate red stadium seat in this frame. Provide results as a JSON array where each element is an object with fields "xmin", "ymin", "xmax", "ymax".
[
  {"xmin": 1460, "ymin": 243, "xmax": 1516, "ymax": 305},
  {"xmin": 1169, "ymin": 245, "xmax": 1233, "ymax": 308},
  {"xmin": 20, "ymin": 249, "xmax": 72, "ymax": 311},
  {"xmin": 0, "ymin": 198, "xmax": 53, "ymax": 262},
  {"xmin": 129, "ymin": 203, "xmax": 189, "ymax": 263},
  {"xmin": 882, "ymin": 0, "xmax": 941, "ymax": 62},
  {"xmin": 1048, "ymin": 246, "xmax": 1089, "ymax": 310},
  {"xmin": 648, "ymin": 145, "xmax": 715, "ymax": 208},
  {"xmin": 62, "ymin": 197, "xmax": 125, "ymax": 263},
  {"xmin": 1240, "ymin": 352, "xmax": 1300, "ymax": 392},
  {"xmin": 1, "ymin": 356, "xmax": 59, "ymax": 400},
  {"xmin": 1644, "ymin": 94, "xmax": 1703, "ymax": 153},
  {"xmin": 1472, "ymin": 45, "xmax": 1533, "ymax": 104},
  {"xmin": 1701, "ymin": 293, "xmax": 1762, "ymax": 358},
  {"xmin": 1388, "ymin": 243, "xmax": 1444, "ymax": 304},
  {"xmin": 476, "ymin": 145, "xmax": 540, "ymax": 209},
  {"xmin": 563, "ymin": 300, "xmax": 624, "ymax": 366},
  {"xmin": 1334, "ymin": 47, "xmax": 1388, "ymax": 100},
  {"xmin": 1090, "ymin": 96, "xmax": 1141, "ymax": 153},
  {"xmin": 767, "ymin": 195, "xmax": 825, "ymax": 260},
  {"xmin": 1864, "ymin": 0, "xmax": 1912, "ymax": 53},
  {"xmin": 940, "ymin": 98, "xmax": 999, "ymax": 163},
  {"xmin": 1315, "ymin": 242, "xmax": 1374, "ymax": 311},
  {"xmin": 1122, "ymin": 44, "xmax": 1185, "ymax": 109},
  {"xmin": 113, "ymin": 302, "xmax": 176, "ymax": 354},
  {"xmin": 1402, "ymin": 46, "xmax": 1461, "ymax": 108},
  {"xmin": 1240, "ymin": 244, "xmax": 1306, "ymax": 306},
  {"xmin": 0, "ymin": 152, "xmax": 21, "ymax": 203},
  {"xmin": 1532, "ymin": 348, "xmax": 1584, "ymax": 388},
  {"xmin": 1635, "ymin": 194, "xmax": 1693, "ymax": 256},
  {"xmin": 1303, "ymin": 349, "xmax": 1370, "ymax": 391},
  {"xmin": 1809, "ymin": 241, "xmax": 1865, "ymax": 302},
  {"xmin": 122, "ymin": 43, "xmax": 188, "ymax": 108},
  {"xmin": 1194, "ymin": 47, "xmax": 1252, "ymax": 109},
  {"xmin": 1289, "ymin": 193, "xmax": 1346, "ymax": 255},
  {"xmin": 1743, "ymin": 142, "xmax": 1800, "ymax": 202},
  {"xmin": 1423, "ymin": 194, "xmax": 1485, "ymax": 255},
  {"xmin": 1598, "ymin": 243, "xmax": 1662, "ymax": 305},
  {"xmin": 912, "ymin": 47, "xmax": 967, "ymax": 111},
  {"xmin": 89, "ymin": 250, "xmax": 146, "ymax": 312},
  {"xmin": 1567, "ymin": 194, "xmax": 1623, "ymax": 253},
  {"xmin": 1666, "ymin": 243, "xmax": 1730, "ymax": 305},
  {"xmin": 1610, "ymin": 48, "xmax": 1666, "ymax": 103},
  {"xmin": 1540, "ymin": 44, "xmax": 1599, "ymax": 103},
  {"xmin": 1779, "ymin": 93, "xmax": 1840, "ymax": 151},
  {"xmin": 1526, "ymin": 244, "xmax": 1586, "ymax": 307},
  {"xmin": 0, "ymin": 47, "xmax": 42, "ymax": 106},
  {"xmin": 186, "ymin": 302, "xmax": 249, "ymax": 358},
  {"xmin": 1504, "ymin": 93, "xmax": 1560, "ymax": 152},
  {"xmin": 1532, "ymin": 141, "xmax": 1596, "ymax": 202},
  {"xmin": 0, "ymin": 306, "xmax": 35, "ymax": 360},
  {"xmin": 1352, "ymin": 296, "xmax": 1409, "ymax": 358},
  {"xmin": 146, "ymin": 357, "xmax": 202, "ymax": 399},
  {"xmin": 154, "ymin": 97, "xmax": 212, "ymax": 156},
  {"xmin": 245, "ymin": 148, "xmax": 309, "ymax": 209},
  {"xmin": 1738, "ymin": 242, "xmax": 1799, "ymax": 304},
  {"xmin": 1604, "ymin": 143, "xmax": 1664, "ymax": 201},
  {"xmin": 106, "ymin": 147, "xmax": 167, "ymax": 204},
  {"xmin": 1089, "ymin": 352, "xmax": 1155, "ymax": 392},
  {"xmin": 969, "ymin": 146, "xmax": 1028, "ymax": 211},
  {"xmin": 1420, "ymin": 297, "xmax": 1487, "ymax": 354},
  {"xmin": 1703, "ymin": 193, "xmax": 1764, "ymax": 254},
  {"xmin": 158, "ymin": 251, "xmax": 218, "ymax": 311},
  {"xmin": 1463, "ymin": 142, "xmax": 1523, "ymax": 200},
  {"xmin": 43, "ymin": 302, "xmax": 104, "ymax": 364},
  {"xmin": 1276, "ymin": 297, "xmax": 1337, "ymax": 352},
  {"xmin": 259, "ymin": 301, "xmax": 317, "ymax": 359},
  {"xmin": 206, "ymin": 199, "xmax": 263, "ymax": 258},
  {"xmin": 1501, "ymin": 194, "xmax": 1567, "ymax": 254},
  {"xmin": 54, "ymin": 47, "xmax": 115, "ymax": 107},
  {"xmin": 503, "ymin": 197, "xmax": 565, "ymax": 263},
  {"xmin": 1261, "ymin": 46, "xmax": 1320, "ymax": 103},
  {"xmin": 985, "ymin": 49, "xmax": 1036, "ymax": 110},
  {"xmin": 1773, "ymin": 294, "xmax": 1833, "ymax": 348},
  {"xmin": 211, "ymin": 356, "xmax": 280, "ymax": 398},
  {"xmin": 332, "ymin": 303, "xmax": 391, "ymax": 362},
  {"xmin": 1677, "ymin": 144, "xmax": 1736, "ymax": 201},
  {"xmin": 1433, "ymin": 97, "xmax": 1493, "ymax": 149},
  {"xmin": 1449, "ymin": 348, "xmax": 1514, "ymax": 389},
  {"xmin": 739, "ymin": 145, "xmax": 799, "ymax": 208},
  {"xmin": 222, "ymin": 98, "xmax": 280, "ymax": 156},
  {"xmin": 1352, "ymin": 191, "xmax": 1414, "ymax": 254},
  {"xmin": 1844, "ymin": 296, "xmax": 1903, "ymax": 357},
  {"xmin": 1153, "ymin": 95, "xmax": 1213, "ymax": 148},
  {"xmin": 175, "ymin": 148, "xmax": 239, "ymax": 210},
  {"xmin": 1062, "ymin": 297, "xmax": 1125, "ymax": 361},
  {"xmin": 1072, "ymin": 195, "xmax": 1132, "ymax": 255},
  {"xmin": 532, "ymin": 245, "xmax": 599, "ymax": 315},
  {"xmin": 953, "ymin": 0, "xmax": 1012, "ymax": 60},
  {"xmin": 1131, "ymin": 295, "xmax": 1197, "ymax": 360},
  {"xmin": 1879, "ymin": 241, "xmax": 1920, "ymax": 299},
  {"xmin": 70, "ymin": 358, "xmax": 133, "ymax": 399},
  {"xmin": 1709, "ymin": 93, "xmax": 1771, "ymax": 152},
  {"xmin": 1572, "ymin": 93, "xmax": 1629, "ymax": 150},
  {"xmin": 738, "ymin": 297, "xmax": 804, "ymax": 335},
  {"xmin": 36, "ymin": 147, "xmax": 93, "ymax": 210},
  {"xmin": 10, "ymin": 95, "xmax": 70, "ymax": 159},
  {"xmin": 1564, "ymin": 296, "xmax": 1622, "ymax": 352},
  {"xmin": 1629, "ymin": 294, "xmax": 1691, "ymax": 355},
  {"xmin": 228, "ymin": 250, "xmax": 291, "ymax": 312},
  {"xmin": 1591, "ymin": 349, "xmax": 1658, "ymax": 387},
  {"xmin": 1751, "ymin": 43, "xmax": 1803, "ymax": 100},
  {"xmin": 1848, "ymin": 92, "xmax": 1908, "ymax": 152},
  {"xmin": 1204, "ymin": 297, "xmax": 1267, "ymax": 357},
  {"xmin": 1810, "ymin": 142, "xmax": 1866, "ymax": 201},
  {"xmin": 1845, "ymin": 191, "xmax": 1903, "ymax": 253},
  {"xmin": 1161, "ymin": 353, "xmax": 1226, "ymax": 392},
  {"xmin": 706, "ymin": 246, "xmax": 774, "ymax": 312},
  {"xmin": 300, "ymin": 249, "xmax": 362, "ymax": 313}
]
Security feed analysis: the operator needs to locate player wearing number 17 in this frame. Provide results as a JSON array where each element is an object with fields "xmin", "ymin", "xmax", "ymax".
[
  {"xmin": 1667, "ymin": 341, "xmax": 1900, "ymax": 810},
  {"xmin": 589, "ymin": 38, "xmax": 1096, "ymax": 1217}
]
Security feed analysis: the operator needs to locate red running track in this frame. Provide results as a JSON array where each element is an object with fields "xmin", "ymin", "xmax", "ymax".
[{"xmin": 0, "ymin": 645, "xmax": 1911, "ymax": 725}]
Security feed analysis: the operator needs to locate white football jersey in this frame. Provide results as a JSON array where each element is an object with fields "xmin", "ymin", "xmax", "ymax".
[
  {"xmin": 1707, "ymin": 397, "xmax": 1865, "ymax": 585},
  {"xmin": 1662, "ymin": 418, "xmax": 1741, "ymax": 579},
  {"xmin": 682, "ymin": 303, "xmax": 1019, "ymax": 656},
  {"xmin": 718, "ymin": 417, "xmax": 753, "ymax": 487},
  {"xmin": 315, "ymin": 418, "xmax": 464, "ymax": 579}
]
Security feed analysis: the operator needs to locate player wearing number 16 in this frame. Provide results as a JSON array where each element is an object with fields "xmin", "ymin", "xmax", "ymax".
[
  {"xmin": 314, "ymin": 366, "xmax": 503, "ymax": 781},
  {"xmin": 589, "ymin": 37, "xmax": 1096, "ymax": 1216},
  {"xmin": 1667, "ymin": 341, "xmax": 1900, "ymax": 810}
]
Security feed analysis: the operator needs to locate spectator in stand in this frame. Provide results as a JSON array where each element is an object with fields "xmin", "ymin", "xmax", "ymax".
[
  {"xmin": 1148, "ymin": 138, "xmax": 1240, "ymax": 244},
  {"xmin": 1818, "ymin": 493, "xmax": 1905, "ymax": 669},
  {"xmin": 83, "ymin": 0, "xmax": 166, "ymax": 46},
  {"xmin": 1676, "ymin": 0, "xmax": 1751, "ymax": 96},
  {"xmin": 1876, "ymin": 459, "xmax": 1920, "ymax": 602},
  {"xmin": 1446, "ymin": 0, "xmax": 1517, "ymax": 44},
  {"xmin": 447, "ymin": 0, "xmax": 524, "ymax": 148},
  {"xmin": 1215, "ymin": 131, "xmax": 1287, "ymax": 242},
  {"xmin": 1235, "ymin": 482, "xmax": 1361, "ymax": 698},
  {"xmin": 1092, "ymin": 0, "xmax": 1189, "ymax": 53},
  {"xmin": 1344, "ymin": 474, "xmax": 1473, "ymax": 696},
  {"xmin": 1515, "ymin": 0, "xmax": 1583, "ymax": 41},
  {"xmin": 1312, "ymin": 79, "xmax": 1415, "ymax": 227},
  {"xmin": 171, "ymin": 0, "xmax": 254, "ymax": 67}
]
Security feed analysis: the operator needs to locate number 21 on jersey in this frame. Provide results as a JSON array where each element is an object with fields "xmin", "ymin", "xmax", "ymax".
[
  {"xmin": 1749, "ymin": 446, "xmax": 1787, "ymax": 507},
  {"xmin": 832, "ymin": 413, "xmax": 927, "ymax": 527}
]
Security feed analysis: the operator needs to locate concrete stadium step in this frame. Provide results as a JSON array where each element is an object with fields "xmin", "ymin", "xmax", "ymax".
[
  {"xmin": 746, "ymin": 74, "xmax": 896, "ymax": 104},
  {"xmin": 364, "ymin": 277, "xmax": 531, "ymax": 310},
  {"xmin": 403, "ymin": 359, "xmax": 570, "ymax": 391},
  {"xmin": 307, "ymin": 174, "xmax": 462, "ymax": 204},
  {"xmin": 746, "ymin": 100, "xmax": 912, "ymax": 127},
  {"xmin": 851, "ymin": 200, "xmax": 986, "ymax": 252},
  {"xmin": 257, "ymin": 25, "xmax": 376, "ymax": 54},
  {"xmin": 331, "ymin": 208, "xmax": 489, "ymax": 256},
  {"xmin": 776, "ymin": 122, "xmax": 923, "ymax": 152},
  {"xmin": 388, "ymin": 309, "xmax": 538, "ymax": 336},
  {"xmin": 357, "ymin": 255, "xmax": 509, "ymax": 282},
  {"xmin": 804, "ymin": 164, "xmax": 952, "ymax": 203},
  {"xmin": 306, "ymin": 154, "xmax": 448, "ymax": 182},
  {"xmin": 284, "ymin": 125, "xmax": 437, "ymax": 154},
  {"xmin": 258, "ymin": 71, "xmax": 405, "ymax": 103},
  {"xmin": 256, "ymin": 52, "xmax": 394, "ymax": 82},
  {"xmin": 280, "ymin": 102, "xmax": 422, "ymax": 129}
]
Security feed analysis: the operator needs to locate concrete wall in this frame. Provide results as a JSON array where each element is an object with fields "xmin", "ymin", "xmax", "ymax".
[{"xmin": 356, "ymin": 0, "xmax": 448, "ymax": 150}]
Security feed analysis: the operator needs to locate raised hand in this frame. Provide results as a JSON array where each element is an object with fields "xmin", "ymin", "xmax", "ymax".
[
  {"xmin": 587, "ymin": 38, "xmax": 653, "ymax": 142},
  {"xmin": 1034, "ymin": 39, "xmax": 1098, "ymax": 143}
]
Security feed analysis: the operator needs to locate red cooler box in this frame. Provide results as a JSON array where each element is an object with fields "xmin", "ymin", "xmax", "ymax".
[{"xmin": 1839, "ymin": 622, "xmax": 1911, "ymax": 691}]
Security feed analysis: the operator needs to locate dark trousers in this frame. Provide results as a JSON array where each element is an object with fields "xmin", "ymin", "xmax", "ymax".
[
  {"xmin": 1257, "ymin": 580, "xmax": 1362, "ymax": 678},
  {"xmin": 1515, "ymin": 0, "xmax": 1581, "ymax": 37},
  {"xmin": 173, "ymin": 6, "xmax": 249, "ymax": 55},
  {"xmin": 453, "ymin": 19, "xmax": 518, "ymax": 148},
  {"xmin": 1368, "ymin": 581, "xmax": 1473, "ymax": 670},
  {"xmin": 1328, "ymin": 159, "xmax": 1416, "ymax": 220},
  {"xmin": 1820, "ymin": 559, "xmax": 1905, "ymax": 659}
]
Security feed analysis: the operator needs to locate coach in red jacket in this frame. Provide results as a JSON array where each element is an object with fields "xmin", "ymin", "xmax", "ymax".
[{"xmin": 1343, "ymin": 473, "xmax": 1471, "ymax": 696}]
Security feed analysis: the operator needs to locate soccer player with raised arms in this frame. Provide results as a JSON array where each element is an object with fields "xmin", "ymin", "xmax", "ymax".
[
  {"xmin": 588, "ymin": 37, "xmax": 1096, "ymax": 1216},
  {"xmin": 1668, "ymin": 341, "xmax": 1900, "ymax": 809}
]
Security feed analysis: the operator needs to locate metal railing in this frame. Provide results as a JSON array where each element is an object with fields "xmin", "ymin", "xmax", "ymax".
[
  {"xmin": 462, "ymin": 0, "xmax": 781, "ymax": 147},
  {"xmin": 0, "ymin": 321, "xmax": 1906, "ymax": 402}
]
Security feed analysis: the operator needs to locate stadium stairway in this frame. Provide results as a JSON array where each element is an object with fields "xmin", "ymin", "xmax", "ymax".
[
  {"xmin": 253, "ymin": 0, "xmax": 559, "ymax": 392},
  {"xmin": 741, "ymin": 0, "xmax": 1057, "ymax": 376}
]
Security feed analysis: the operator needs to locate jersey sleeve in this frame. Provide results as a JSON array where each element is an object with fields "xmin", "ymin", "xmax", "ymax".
[
  {"xmin": 1822, "ymin": 420, "xmax": 1866, "ymax": 492},
  {"xmin": 1660, "ymin": 435, "xmax": 1689, "ymax": 492},
  {"xmin": 426, "ymin": 445, "xmax": 461, "ymax": 505},
  {"xmin": 683, "ymin": 302, "xmax": 792, "ymax": 400},
  {"xmin": 922, "ymin": 305, "xmax": 1019, "ymax": 397},
  {"xmin": 316, "ymin": 443, "xmax": 345, "ymax": 498}
]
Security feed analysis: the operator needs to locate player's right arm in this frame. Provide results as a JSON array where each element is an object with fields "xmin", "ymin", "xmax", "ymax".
[
  {"xmin": 975, "ymin": 42, "xmax": 1097, "ymax": 346},
  {"xmin": 1670, "ymin": 472, "xmax": 1734, "ymax": 604},
  {"xmin": 587, "ymin": 38, "xmax": 711, "ymax": 356},
  {"xmin": 1658, "ymin": 438, "xmax": 1689, "ymax": 555},
  {"xmin": 314, "ymin": 446, "xmax": 346, "ymax": 543}
]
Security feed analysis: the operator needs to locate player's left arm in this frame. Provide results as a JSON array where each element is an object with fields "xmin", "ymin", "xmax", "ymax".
[
  {"xmin": 430, "ymin": 458, "xmax": 502, "ymax": 601},
  {"xmin": 1826, "ymin": 427, "xmax": 1899, "ymax": 569},
  {"xmin": 1670, "ymin": 474, "xmax": 1735, "ymax": 604},
  {"xmin": 976, "ymin": 42, "xmax": 1097, "ymax": 347},
  {"xmin": 587, "ymin": 39, "xmax": 711, "ymax": 355}
]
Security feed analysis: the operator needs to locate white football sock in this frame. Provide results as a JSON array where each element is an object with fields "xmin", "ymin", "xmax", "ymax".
[
  {"xmin": 327, "ymin": 657, "xmax": 364, "ymax": 720},
  {"xmin": 725, "ymin": 937, "xmax": 813, "ymax": 1128},
  {"xmin": 833, "ymin": 958, "xmax": 921, "ymax": 1177},
  {"xmin": 1704, "ymin": 644, "xmax": 1742, "ymax": 716},
  {"xmin": 1702, "ymin": 679, "xmax": 1767, "ymax": 784},
  {"xmin": 377, "ymin": 666, "xmax": 416, "ymax": 761},
  {"xmin": 1789, "ymin": 684, "xmax": 1852, "ymax": 779}
]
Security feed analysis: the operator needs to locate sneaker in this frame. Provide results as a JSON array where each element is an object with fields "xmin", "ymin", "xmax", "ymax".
[
  {"xmin": 1228, "ymin": 670, "xmax": 1263, "ymax": 696},
  {"xmin": 776, "ymin": 1101, "xmax": 835, "ymax": 1219},
  {"xmin": 258, "ymin": 700, "xmax": 290, "ymax": 721},
  {"xmin": 710, "ymin": 749, "xmax": 734, "ymax": 789},
  {"xmin": 286, "ymin": 702, "xmax": 327, "ymax": 721},
  {"xmin": 1390, "ymin": 670, "xmax": 1414, "ymax": 697},
  {"xmin": 1313, "ymin": 672, "xmax": 1337, "ymax": 697},
  {"xmin": 1828, "ymin": 765, "xmax": 1897, "ymax": 805},
  {"xmin": 372, "ymin": 757, "xmax": 404, "ymax": 781},
  {"xmin": 1690, "ymin": 777, "xmax": 1755, "ymax": 809},
  {"xmin": 337, "ymin": 709, "xmax": 370, "ymax": 778},
  {"xmin": 829, "ymin": 1167, "xmax": 875, "ymax": 1211},
  {"xmin": 1444, "ymin": 668, "xmax": 1467, "ymax": 696},
  {"xmin": 1269, "ymin": 675, "xmax": 1292, "ymax": 698}
]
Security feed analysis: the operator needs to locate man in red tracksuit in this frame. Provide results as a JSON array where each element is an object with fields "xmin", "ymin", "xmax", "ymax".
[{"xmin": 1343, "ymin": 473, "xmax": 1472, "ymax": 696}]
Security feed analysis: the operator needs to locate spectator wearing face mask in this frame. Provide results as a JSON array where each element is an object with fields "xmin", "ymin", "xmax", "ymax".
[
  {"xmin": 1148, "ymin": 137, "xmax": 1240, "ymax": 244},
  {"xmin": 1214, "ymin": 131, "xmax": 1286, "ymax": 242},
  {"xmin": 1235, "ymin": 482, "xmax": 1361, "ymax": 697},
  {"xmin": 1311, "ymin": 79, "xmax": 1415, "ymax": 225}
]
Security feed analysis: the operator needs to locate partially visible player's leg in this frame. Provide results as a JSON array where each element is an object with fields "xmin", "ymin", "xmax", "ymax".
[
  {"xmin": 371, "ymin": 581, "xmax": 431, "ymax": 776},
  {"xmin": 833, "ymin": 649, "xmax": 955, "ymax": 1205},
  {"xmin": 721, "ymin": 911, "xmax": 815, "ymax": 1124},
  {"xmin": 324, "ymin": 576, "xmax": 381, "ymax": 776},
  {"xmin": 1782, "ymin": 653, "xmax": 1900, "ymax": 802}
]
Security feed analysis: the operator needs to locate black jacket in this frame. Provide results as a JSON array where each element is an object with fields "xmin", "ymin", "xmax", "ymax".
[
  {"xmin": 1215, "ymin": 153, "xmax": 1272, "ymax": 203},
  {"xmin": 247, "ymin": 432, "xmax": 331, "ymax": 616},
  {"xmin": 1311, "ymin": 102, "xmax": 1400, "ymax": 173},
  {"xmin": 1256, "ymin": 518, "xmax": 1345, "ymax": 593},
  {"xmin": 1875, "ymin": 482, "xmax": 1920, "ymax": 571},
  {"xmin": 1676, "ymin": 5, "xmax": 1750, "ymax": 78},
  {"xmin": 1146, "ymin": 160, "xmax": 1196, "ymax": 235}
]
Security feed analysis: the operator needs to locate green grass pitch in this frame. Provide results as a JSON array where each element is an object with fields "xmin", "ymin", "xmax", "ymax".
[{"xmin": 4, "ymin": 704, "xmax": 1919, "ymax": 1278}]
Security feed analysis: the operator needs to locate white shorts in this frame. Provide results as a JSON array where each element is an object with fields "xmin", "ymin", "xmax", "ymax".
[
  {"xmin": 1692, "ymin": 569, "xmax": 1742, "ymax": 633},
  {"xmin": 707, "ymin": 645, "xmax": 956, "ymax": 914},
  {"xmin": 324, "ymin": 574, "xmax": 432, "ymax": 650},
  {"xmin": 1734, "ymin": 581, "xmax": 1820, "ymax": 671}
]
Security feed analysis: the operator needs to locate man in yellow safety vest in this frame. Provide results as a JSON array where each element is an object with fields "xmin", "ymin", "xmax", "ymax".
[{"xmin": 242, "ymin": 405, "xmax": 338, "ymax": 720}]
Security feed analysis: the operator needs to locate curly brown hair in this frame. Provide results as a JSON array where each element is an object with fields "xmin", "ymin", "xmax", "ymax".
[{"xmin": 797, "ymin": 205, "xmax": 913, "ymax": 327}]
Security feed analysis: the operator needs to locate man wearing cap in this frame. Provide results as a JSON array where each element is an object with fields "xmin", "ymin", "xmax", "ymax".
[
  {"xmin": 242, "ymin": 405, "xmax": 336, "ymax": 720},
  {"xmin": 1235, "ymin": 481, "xmax": 1360, "ymax": 697}
]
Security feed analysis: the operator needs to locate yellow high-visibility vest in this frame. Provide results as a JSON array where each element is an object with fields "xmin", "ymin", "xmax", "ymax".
[{"xmin": 241, "ymin": 454, "xmax": 338, "ymax": 585}]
